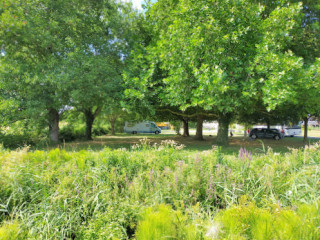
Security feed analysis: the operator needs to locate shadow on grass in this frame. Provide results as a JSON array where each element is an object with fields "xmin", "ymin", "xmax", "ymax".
[{"xmin": 33, "ymin": 133, "xmax": 320, "ymax": 156}]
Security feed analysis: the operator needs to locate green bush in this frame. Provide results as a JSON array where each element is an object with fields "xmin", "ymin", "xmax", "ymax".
[
  {"xmin": 59, "ymin": 125, "xmax": 109, "ymax": 142},
  {"xmin": 0, "ymin": 133, "xmax": 36, "ymax": 149},
  {"xmin": 135, "ymin": 204, "xmax": 206, "ymax": 240},
  {"xmin": 215, "ymin": 197, "xmax": 320, "ymax": 240},
  {"xmin": 0, "ymin": 220, "xmax": 25, "ymax": 240},
  {"xmin": 59, "ymin": 125, "xmax": 85, "ymax": 142},
  {"xmin": 92, "ymin": 125, "xmax": 109, "ymax": 137}
]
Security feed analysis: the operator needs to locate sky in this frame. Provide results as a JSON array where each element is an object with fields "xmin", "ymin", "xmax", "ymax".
[
  {"xmin": 124, "ymin": 0, "xmax": 157, "ymax": 10},
  {"xmin": 131, "ymin": 0, "xmax": 144, "ymax": 10}
]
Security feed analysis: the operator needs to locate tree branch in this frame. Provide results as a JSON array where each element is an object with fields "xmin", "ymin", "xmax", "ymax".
[
  {"xmin": 157, "ymin": 108, "xmax": 218, "ymax": 118},
  {"xmin": 93, "ymin": 105, "xmax": 103, "ymax": 118}
]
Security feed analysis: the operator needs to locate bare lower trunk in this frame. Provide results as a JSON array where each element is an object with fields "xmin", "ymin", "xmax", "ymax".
[
  {"xmin": 217, "ymin": 115, "xmax": 231, "ymax": 146},
  {"xmin": 182, "ymin": 118, "xmax": 189, "ymax": 137},
  {"xmin": 84, "ymin": 110, "xmax": 95, "ymax": 141},
  {"xmin": 244, "ymin": 123, "xmax": 248, "ymax": 137},
  {"xmin": 267, "ymin": 120, "xmax": 270, "ymax": 129},
  {"xmin": 110, "ymin": 117, "xmax": 117, "ymax": 135},
  {"xmin": 48, "ymin": 108, "xmax": 59, "ymax": 143},
  {"xmin": 195, "ymin": 115, "xmax": 204, "ymax": 140},
  {"xmin": 304, "ymin": 117, "xmax": 308, "ymax": 142}
]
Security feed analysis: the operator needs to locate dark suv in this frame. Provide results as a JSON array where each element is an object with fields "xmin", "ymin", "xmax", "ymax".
[{"xmin": 249, "ymin": 128, "xmax": 283, "ymax": 140}]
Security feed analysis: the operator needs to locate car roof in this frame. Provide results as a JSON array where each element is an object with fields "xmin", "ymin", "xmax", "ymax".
[{"xmin": 252, "ymin": 128, "xmax": 279, "ymax": 131}]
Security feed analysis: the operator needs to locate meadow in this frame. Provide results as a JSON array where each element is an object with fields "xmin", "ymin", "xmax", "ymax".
[{"xmin": 0, "ymin": 137, "xmax": 319, "ymax": 239}]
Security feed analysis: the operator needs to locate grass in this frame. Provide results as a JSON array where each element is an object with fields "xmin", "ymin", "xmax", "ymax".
[
  {"xmin": 36, "ymin": 132, "xmax": 320, "ymax": 155},
  {"xmin": 1, "ymin": 128, "xmax": 320, "ymax": 239},
  {"xmin": 0, "ymin": 140, "xmax": 319, "ymax": 239}
]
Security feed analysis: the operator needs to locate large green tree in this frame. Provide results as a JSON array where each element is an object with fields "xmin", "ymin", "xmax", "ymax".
[
  {"xmin": 253, "ymin": 0, "xmax": 320, "ymax": 141},
  {"xmin": 0, "ymin": 0, "xmax": 136, "ymax": 142},
  {"xmin": 136, "ymin": 0, "xmax": 303, "ymax": 145}
]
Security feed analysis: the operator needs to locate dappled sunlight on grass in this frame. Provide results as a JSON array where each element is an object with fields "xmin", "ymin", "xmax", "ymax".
[{"xmin": 32, "ymin": 133, "xmax": 320, "ymax": 155}]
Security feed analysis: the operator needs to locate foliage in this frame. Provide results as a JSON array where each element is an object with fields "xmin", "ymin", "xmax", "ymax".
[
  {"xmin": 169, "ymin": 121, "xmax": 181, "ymax": 135},
  {"xmin": 135, "ymin": 204, "xmax": 205, "ymax": 240},
  {"xmin": 215, "ymin": 197, "xmax": 320, "ymax": 239},
  {"xmin": 0, "ymin": 141, "xmax": 319, "ymax": 238},
  {"xmin": 0, "ymin": 0, "xmax": 139, "ymax": 142},
  {"xmin": 0, "ymin": 220, "xmax": 25, "ymax": 240},
  {"xmin": 126, "ymin": 0, "xmax": 306, "ymax": 145},
  {"xmin": 0, "ymin": 133, "xmax": 35, "ymax": 149}
]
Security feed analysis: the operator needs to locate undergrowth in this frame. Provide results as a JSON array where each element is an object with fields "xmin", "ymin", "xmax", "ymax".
[{"xmin": 0, "ymin": 141, "xmax": 319, "ymax": 239}]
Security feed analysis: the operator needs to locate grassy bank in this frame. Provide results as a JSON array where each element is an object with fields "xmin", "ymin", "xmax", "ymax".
[
  {"xmin": 0, "ymin": 141, "xmax": 319, "ymax": 239},
  {"xmin": 33, "ymin": 134, "xmax": 320, "ymax": 155}
]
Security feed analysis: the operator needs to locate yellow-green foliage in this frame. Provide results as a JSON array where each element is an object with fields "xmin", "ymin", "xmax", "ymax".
[
  {"xmin": 0, "ymin": 220, "xmax": 23, "ymax": 240},
  {"xmin": 215, "ymin": 197, "xmax": 320, "ymax": 240},
  {"xmin": 0, "ymin": 142, "xmax": 319, "ymax": 239},
  {"xmin": 135, "ymin": 204, "xmax": 202, "ymax": 240}
]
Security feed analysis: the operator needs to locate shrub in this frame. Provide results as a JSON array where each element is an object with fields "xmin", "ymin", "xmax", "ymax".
[
  {"xmin": 92, "ymin": 125, "xmax": 109, "ymax": 137},
  {"xmin": 214, "ymin": 197, "xmax": 320, "ymax": 240},
  {"xmin": 0, "ymin": 220, "xmax": 25, "ymax": 240},
  {"xmin": 135, "ymin": 204, "xmax": 204, "ymax": 240},
  {"xmin": 0, "ymin": 133, "xmax": 36, "ymax": 149},
  {"xmin": 59, "ymin": 125, "xmax": 85, "ymax": 142}
]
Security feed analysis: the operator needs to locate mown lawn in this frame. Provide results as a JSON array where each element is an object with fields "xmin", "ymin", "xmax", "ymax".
[{"xmin": 40, "ymin": 133, "xmax": 320, "ymax": 155}]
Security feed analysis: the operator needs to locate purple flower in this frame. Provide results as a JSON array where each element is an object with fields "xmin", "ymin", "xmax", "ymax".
[{"xmin": 238, "ymin": 147, "xmax": 252, "ymax": 164}]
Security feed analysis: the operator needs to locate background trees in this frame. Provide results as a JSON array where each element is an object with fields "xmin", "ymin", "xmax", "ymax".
[
  {"xmin": 0, "ymin": 0, "xmax": 319, "ymax": 145},
  {"xmin": 127, "ymin": 0, "xmax": 307, "ymax": 145},
  {"xmin": 0, "ymin": 0, "xmax": 138, "ymax": 142}
]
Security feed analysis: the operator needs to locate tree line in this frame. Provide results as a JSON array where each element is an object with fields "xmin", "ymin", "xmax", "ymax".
[{"xmin": 1, "ymin": 0, "xmax": 320, "ymax": 146}]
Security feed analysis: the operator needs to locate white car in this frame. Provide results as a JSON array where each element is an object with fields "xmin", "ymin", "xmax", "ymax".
[
  {"xmin": 282, "ymin": 126, "xmax": 301, "ymax": 137},
  {"xmin": 124, "ymin": 121, "xmax": 162, "ymax": 134}
]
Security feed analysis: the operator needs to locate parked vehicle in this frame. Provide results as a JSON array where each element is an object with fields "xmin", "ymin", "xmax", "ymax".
[
  {"xmin": 124, "ymin": 121, "xmax": 162, "ymax": 134},
  {"xmin": 249, "ymin": 128, "xmax": 283, "ymax": 140},
  {"xmin": 271, "ymin": 125, "xmax": 301, "ymax": 137},
  {"xmin": 283, "ymin": 125, "xmax": 301, "ymax": 137}
]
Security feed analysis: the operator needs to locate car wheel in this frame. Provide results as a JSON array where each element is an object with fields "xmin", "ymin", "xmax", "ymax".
[
  {"xmin": 274, "ymin": 135, "xmax": 280, "ymax": 140},
  {"xmin": 155, "ymin": 130, "xmax": 160, "ymax": 134},
  {"xmin": 251, "ymin": 134, "xmax": 257, "ymax": 139},
  {"xmin": 291, "ymin": 135, "xmax": 294, "ymax": 137},
  {"xmin": 132, "ymin": 131, "xmax": 137, "ymax": 134}
]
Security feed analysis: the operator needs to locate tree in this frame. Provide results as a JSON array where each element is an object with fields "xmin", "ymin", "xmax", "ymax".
[
  {"xmin": 143, "ymin": 0, "xmax": 303, "ymax": 145},
  {"xmin": 65, "ymin": 50, "xmax": 123, "ymax": 140},
  {"xmin": 0, "ymin": 0, "xmax": 137, "ymax": 142},
  {"xmin": 0, "ymin": 0, "xmax": 83, "ymax": 142},
  {"xmin": 254, "ymin": 0, "xmax": 320, "ymax": 141}
]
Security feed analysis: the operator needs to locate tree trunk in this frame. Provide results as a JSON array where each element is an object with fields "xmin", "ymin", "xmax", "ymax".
[
  {"xmin": 48, "ymin": 108, "xmax": 59, "ymax": 143},
  {"xmin": 110, "ymin": 116, "xmax": 117, "ymax": 135},
  {"xmin": 195, "ymin": 115, "xmax": 204, "ymax": 140},
  {"xmin": 217, "ymin": 115, "xmax": 231, "ymax": 146},
  {"xmin": 244, "ymin": 123, "xmax": 248, "ymax": 137},
  {"xmin": 84, "ymin": 110, "xmax": 95, "ymax": 141},
  {"xmin": 182, "ymin": 118, "xmax": 189, "ymax": 137},
  {"xmin": 266, "ymin": 120, "xmax": 271, "ymax": 129},
  {"xmin": 303, "ymin": 117, "xmax": 308, "ymax": 142}
]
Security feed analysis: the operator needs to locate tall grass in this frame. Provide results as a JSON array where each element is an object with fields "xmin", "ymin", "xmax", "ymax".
[{"xmin": 0, "ymin": 141, "xmax": 319, "ymax": 239}]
